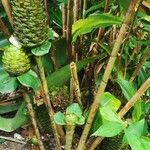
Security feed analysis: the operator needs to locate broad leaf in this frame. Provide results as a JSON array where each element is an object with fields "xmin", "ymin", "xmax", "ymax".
[
  {"xmin": 90, "ymin": 92, "xmax": 121, "ymax": 133},
  {"xmin": 31, "ymin": 41, "xmax": 51, "ymax": 56},
  {"xmin": 0, "ymin": 102, "xmax": 21, "ymax": 114},
  {"xmin": 76, "ymin": 116, "xmax": 85, "ymax": 125},
  {"xmin": 84, "ymin": 2, "xmax": 105, "ymax": 16},
  {"xmin": 125, "ymin": 131, "xmax": 150, "ymax": 150},
  {"xmin": 72, "ymin": 13, "xmax": 122, "ymax": 42},
  {"xmin": 0, "ymin": 102, "xmax": 29, "ymax": 132},
  {"xmin": 125, "ymin": 119, "xmax": 147, "ymax": 137},
  {"xmin": 17, "ymin": 70, "xmax": 40, "ymax": 92},
  {"xmin": 92, "ymin": 121, "xmax": 125, "ymax": 137},
  {"xmin": 140, "ymin": 136, "xmax": 150, "ymax": 150},
  {"xmin": 0, "ymin": 70, "xmax": 18, "ymax": 94},
  {"xmin": 54, "ymin": 112, "xmax": 66, "ymax": 125},
  {"xmin": 66, "ymin": 103, "xmax": 82, "ymax": 118},
  {"xmin": 100, "ymin": 92, "xmax": 121, "ymax": 112},
  {"xmin": 132, "ymin": 100, "xmax": 142, "ymax": 122},
  {"xmin": 46, "ymin": 54, "xmax": 106, "ymax": 89},
  {"xmin": 125, "ymin": 132, "xmax": 143, "ymax": 150},
  {"xmin": 117, "ymin": 0, "xmax": 130, "ymax": 15},
  {"xmin": 100, "ymin": 107, "xmax": 123, "ymax": 123},
  {"xmin": 117, "ymin": 74, "xmax": 135, "ymax": 100}
]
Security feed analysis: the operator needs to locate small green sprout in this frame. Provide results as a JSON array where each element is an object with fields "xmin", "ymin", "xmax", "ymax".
[{"xmin": 54, "ymin": 103, "xmax": 85, "ymax": 150}]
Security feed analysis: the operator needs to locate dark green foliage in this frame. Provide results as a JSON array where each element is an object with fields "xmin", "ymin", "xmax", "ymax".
[{"xmin": 36, "ymin": 104, "xmax": 52, "ymax": 134}]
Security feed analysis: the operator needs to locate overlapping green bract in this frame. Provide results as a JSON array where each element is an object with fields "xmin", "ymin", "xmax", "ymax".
[
  {"xmin": 2, "ymin": 45, "xmax": 30, "ymax": 75},
  {"xmin": 12, "ymin": 0, "xmax": 48, "ymax": 47}
]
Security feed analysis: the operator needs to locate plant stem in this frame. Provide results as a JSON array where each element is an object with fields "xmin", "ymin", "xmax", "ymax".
[
  {"xmin": 62, "ymin": 3, "xmax": 67, "ymax": 38},
  {"xmin": 74, "ymin": 0, "xmax": 80, "ymax": 22},
  {"xmin": 67, "ymin": 0, "xmax": 74, "ymax": 62},
  {"xmin": 0, "ymin": 18, "xmax": 11, "ymax": 39},
  {"xmin": 24, "ymin": 93, "xmax": 45, "ymax": 150},
  {"xmin": 129, "ymin": 47, "xmax": 150, "ymax": 82},
  {"xmin": 97, "ymin": 0, "xmax": 110, "ymax": 42},
  {"xmin": 35, "ymin": 56, "xmax": 62, "ymax": 150},
  {"xmin": 44, "ymin": 0, "xmax": 50, "ymax": 25},
  {"xmin": 89, "ymin": 137, "xmax": 103, "ymax": 150},
  {"xmin": 1, "ymin": 0, "xmax": 13, "ymax": 26},
  {"xmin": 65, "ymin": 125, "xmax": 75, "ymax": 150},
  {"xmin": 77, "ymin": 1, "xmax": 139, "ymax": 149},
  {"xmin": 83, "ymin": 0, "xmax": 87, "ymax": 18},
  {"xmin": 70, "ymin": 62, "xmax": 82, "ymax": 107}
]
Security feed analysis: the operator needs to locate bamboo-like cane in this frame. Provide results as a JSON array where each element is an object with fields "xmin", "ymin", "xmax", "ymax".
[
  {"xmin": 74, "ymin": 0, "xmax": 80, "ymax": 22},
  {"xmin": 129, "ymin": 47, "xmax": 150, "ymax": 82},
  {"xmin": 97, "ymin": 0, "xmax": 110, "ymax": 42},
  {"xmin": 62, "ymin": 3, "xmax": 67, "ymax": 38},
  {"xmin": 1, "ymin": 0, "xmax": 13, "ymax": 26},
  {"xmin": 77, "ymin": 1, "xmax": 140, "ymax": 149},
  {"xmin": 24, "ymin": 93, "xmax": 45, "ymax": 150},
  {"xmin": 83, "ymin": 0, "xmax": 87, "ymax": 18},
  {"xmin": 35, "ymin": 56, "xmax": 62, "ymax": 150},
  {"xmin": 70, "ymin": 62, "xmax": 82, "ymax": 107},
  {"xmin": 65, "ymin": 125, "xmax": 76, "ymax": 150},
  {"xmin": 0, "ymin": 18, "xmax": 11, "ymax": 39},
  {"xmin": 67, "ymin": 0, "xmax": 74, "ymax": 62}
]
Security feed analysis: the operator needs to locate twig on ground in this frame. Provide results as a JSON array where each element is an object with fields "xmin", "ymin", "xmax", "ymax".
[{"xmin": 0, "ymin": 136, "xmax": 26, "ymax": 145}]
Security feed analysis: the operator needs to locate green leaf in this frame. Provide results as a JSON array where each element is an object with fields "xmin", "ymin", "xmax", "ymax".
[
  {"xmin": 0, "ymin": 70, "xmax": 18, "ymax": 94},
  {"xmin": 140, "ymin": 136, "xmax": 150, "ymax": 150},
  {"xmin": 31, "ymin": 41, "xmax": 51, "ymax": 56},
  {"xmin": 137, "ymin": 40, "xmax": 150, "ymax": 46},
  {"xmin": 125, "ymin": 119, "xmax": 147, "ymax": 137},
  {"xmin": 140, "ymin": 15, "xmax": 150, "ymax": 22},
  {"xmin": 84, "ymin": 2, "xmax": 105, "ymax": 16},
  {"xmin": 48, "ymin": 29, "xmax": 54, "ymax": 40},
  {"xmin": 54, "ymin": 112, "xmax": 66, "ymax": 125},
  {"xmin": 117, "ymin": 73, "xmax": 135, "ymax": 100},
  {"xmin": 132, "ymin": 100, "xmax": 142, "ymax": 122},
  {"xmin": 117, "ymin": 0, "xmax": 130, "ymax": 15},
  {"xmin": 90, "ymin": 110, "xmax": 103, "ymax": 134},
  {"xmin": 125, "ymin": 132, "xmax": 143, "ymax": 150},
  {"xmin": 72, "ymin": 13, "xmax": 122, "ymax": 42},
  {"xmin": 17, "ymin": 70, "xmax": 40, "ymax": 92},
  {"xmin": 92, "ymin": 121, "xmax": 125, "ymax": 137},
  {"xmin": 0, "ymin": 102, "xmax": 21, "ymax": 114},
  {"xmin": 46, "ymin": 54, "xmax": 106, "ymax": 89},
  {"xmin": 76, "ymin": 116, "xmax": 85, "ymax": 125},
  {"xmin": 0, "ymin": 102, "xmax": 29, "ymax": 132},
  {"xmin": 0, "ymin": 38, "xmax": 10, "ymax": 48},
  {"xmin": 90, "ymin": 92, "xmax": 121, "ymax": 133},
  {"xmin": 100, "ymin": 107, "xmax": 123, "ymax": 123},
  {"xmin": 100, "ymin": 92, "xmax": 121, "ymax": 112},
  {"xmin": 57, "ymin": 0, "xmax": 68, "ymax": 5},
  {"xmin": 66, "ymin": 103, "xmax": 82, "ymax": 118}
]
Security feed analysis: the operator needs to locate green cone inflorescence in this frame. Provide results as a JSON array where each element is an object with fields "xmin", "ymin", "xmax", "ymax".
[
  {"xmin": 2, "ymin": 45, "xmax": 31, "ymax": 76},
  {"xmin": 12, "ymin": 0, "xmax": 48, "ymax": 47}
]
